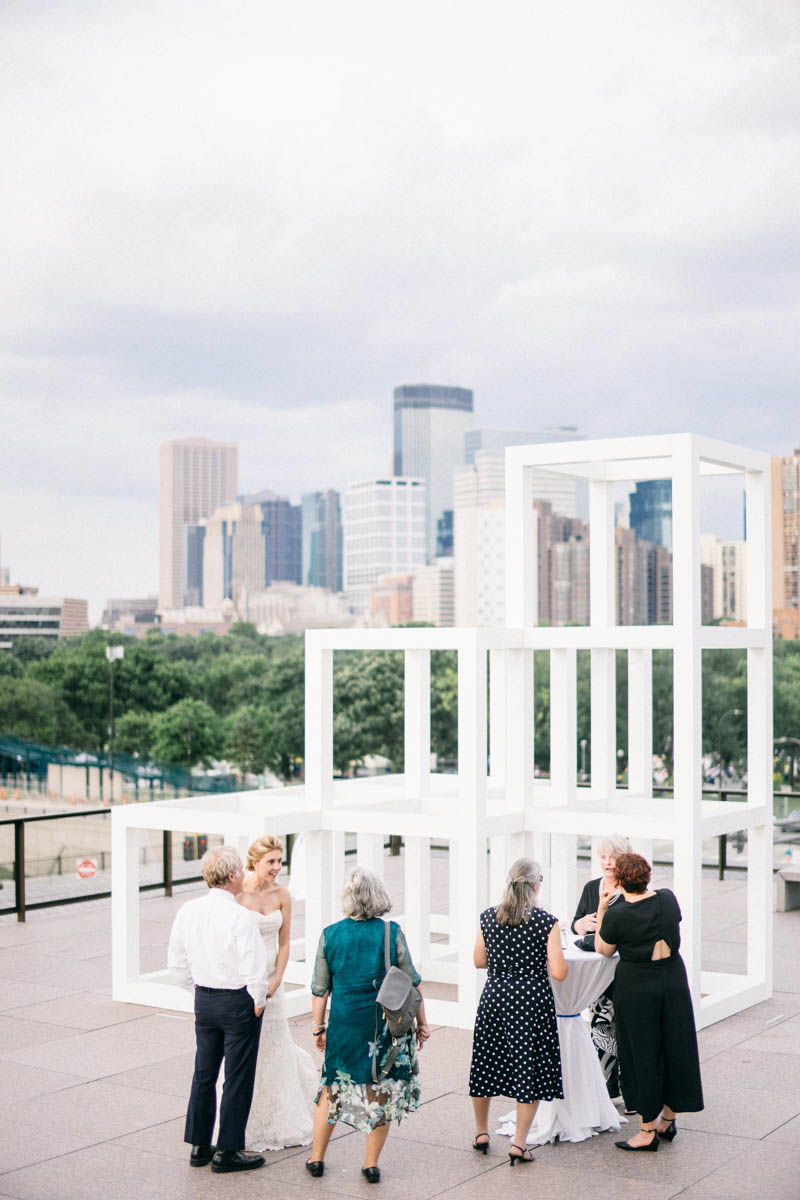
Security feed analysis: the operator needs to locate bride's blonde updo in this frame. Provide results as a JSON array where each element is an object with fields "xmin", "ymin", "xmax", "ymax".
[{"xmin": 246, "ymin": 835, "xmax": 284, "ymax": 873}]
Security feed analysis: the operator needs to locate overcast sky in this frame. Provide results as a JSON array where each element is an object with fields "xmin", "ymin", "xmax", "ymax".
[{"xmin": 1, "ymin": 1, "xmax": 799, "ymax": 620}]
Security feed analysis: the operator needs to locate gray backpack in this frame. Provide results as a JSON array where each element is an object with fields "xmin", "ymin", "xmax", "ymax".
[{"xmin": 371, "ymin": 921, "xmax": 422, "ymax": 1082}]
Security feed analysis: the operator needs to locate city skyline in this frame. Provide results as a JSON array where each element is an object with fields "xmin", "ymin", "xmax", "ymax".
[{"xmin": 2, "ymin": 2, "xmax": 797, "ymax": 617}]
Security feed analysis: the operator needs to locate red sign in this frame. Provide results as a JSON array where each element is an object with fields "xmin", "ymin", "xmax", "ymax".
[{"xmin": 76, "ymin": 859, "xmax": 97, "ymax": 879}]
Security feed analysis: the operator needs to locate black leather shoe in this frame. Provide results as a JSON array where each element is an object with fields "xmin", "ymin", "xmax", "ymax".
[
  {"xmin": 211, "ymin": 1150, "xmax": 266, "ymax": 1173},
  {"xmin": 362, "ymin": 1166, "xmax": 381, "ymax": 1183},
  {"xmin": 189, "ymin": 1144, "xmax": 215, "ymax": 1167},
  {"xmin": 305, "ymin": 1160, "xmax": 325, "ymax": 1177}
]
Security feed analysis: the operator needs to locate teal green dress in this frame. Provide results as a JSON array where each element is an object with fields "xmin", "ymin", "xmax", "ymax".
[{"xmin": 311, "ymin": 917, "xmax": 422, "ymax": 1131}]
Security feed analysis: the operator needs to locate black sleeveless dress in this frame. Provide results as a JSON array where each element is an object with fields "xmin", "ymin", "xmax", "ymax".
[
  {"xmin": 468, "ymin": 906, "xmax": 563, "ymax": 1103},
  {"xmin": 599, "ymin": 889, "xmax": 703, "ymax": 1123}
]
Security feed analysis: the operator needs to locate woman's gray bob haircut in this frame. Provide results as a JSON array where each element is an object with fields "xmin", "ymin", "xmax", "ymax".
[
  {"xmin": 598, "ymin": 833, "xmax": 632, "ymax": 859},
  {"xmin": 341, "ymin": 866, "xmax": 392, "ymax": 920},
  {"xmin": 495, "ymin": 857, "xmax": 543, "ymax": 926},
  {"xmin": 201, "ymin": 846, "xmax": 243, "ymax": 889}
]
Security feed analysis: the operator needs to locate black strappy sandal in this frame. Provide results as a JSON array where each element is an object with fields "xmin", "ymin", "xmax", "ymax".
[
  {"xmin": 472, "ymin": 1133, "xmax": 490, "ymax": 1154},
  {"xmin": 508, "ymin": 1143, "xmax": 534, "ymax": 1166}
]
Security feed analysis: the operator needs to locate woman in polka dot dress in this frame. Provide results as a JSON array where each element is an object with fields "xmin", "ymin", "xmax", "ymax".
[{"xmin": 469, "ymin": 858, "xmax": 568, "ymax": 1165}]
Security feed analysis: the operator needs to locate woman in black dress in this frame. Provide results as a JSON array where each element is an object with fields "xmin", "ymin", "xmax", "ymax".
[
  {"xmin": 595, "ymin": 853, "xmax": 703, "ymax": 1152},
  {"xmin": 571, "ymin": 833, "xmax": 631, "ymax": 1103},
  {"xmin": 469, "ymin": 858, "xmax": 568, "ymax": 1166}
]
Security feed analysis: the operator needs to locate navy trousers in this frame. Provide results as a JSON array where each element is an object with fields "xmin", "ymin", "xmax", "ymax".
[{"xmin": 185, "ymin": 987, "xmax": 262, "ymax": 1151}]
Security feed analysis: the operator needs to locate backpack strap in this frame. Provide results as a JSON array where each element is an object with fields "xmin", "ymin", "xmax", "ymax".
[{"xmin": 372, "ymin": 921, "xmax": 397, "ymax": 1084}]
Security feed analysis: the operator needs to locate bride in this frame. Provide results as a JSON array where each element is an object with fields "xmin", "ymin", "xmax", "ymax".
[{"xmin": 235, "ymin": 835, "xmax": 318, "ymax": 1151}]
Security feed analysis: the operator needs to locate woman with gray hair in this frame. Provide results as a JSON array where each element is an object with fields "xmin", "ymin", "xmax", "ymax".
[
  {"xmin": 571, "ymin": 833, "xmax": 632, "ymax": 1105},
  {"xmin": 469, "ymin": 858, "xmax": 567, "ymax": 1166},
  {"xmin": 305, "ymin": 867, "xmax": 430, "ymax": 1184}
]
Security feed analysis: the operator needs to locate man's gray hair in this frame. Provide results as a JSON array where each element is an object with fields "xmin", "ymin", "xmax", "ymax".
[
  {"xmin": 341, "ymin": 866, "xmax": 392, "ymax": 920},
  {"xmin": 201, "ymin": 845, "xmax": 243, "ymax": 889}
]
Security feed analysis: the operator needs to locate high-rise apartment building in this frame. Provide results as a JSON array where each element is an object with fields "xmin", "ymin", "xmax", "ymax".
[
  {"xmin": 465, "ymin": 427, "xmax": 584, "ymax": 519},
  {"xmin": 239, "ymin": 491, "xmax": 303, "ymax": 587},
  {"xmin": 343, "ymin": 478, "xmax": 426, "ymax": 613},
  {"xmin": 203, "ymin": 503, "xmax": 266, "ymax": 608},
  {"xmin": 772, "ymin": 453, "xmax": 800, "ymax": 637},
  {"xmin": 454, "ymin": 453, "xmax": 507, "ymax": 626},
  {"xmin": 629, "ymin": 479, "xmax": 672, "ymax": 550},
  {"xmin": 393, "ymin": 384, "xmax": 474, "ymax": 560},
  {"xmin": 699, "ymin": 534, "xmax": 747, "ymax": 623},
  {"xmin": 302, "ymin": 490, "xmax": 343, "ymax": 592},
  {"xmin": 413, "ymin": 559, "xmax": 455, "ymax": 627},
  {"xmin": 159, "ymin": 438, "xmax": 237, "ymax": 610}
]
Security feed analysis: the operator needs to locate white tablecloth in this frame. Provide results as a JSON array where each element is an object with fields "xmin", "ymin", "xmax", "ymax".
[{"xmin": 497, "ymin": 942, "xmax": 624, "ymax": 1144}]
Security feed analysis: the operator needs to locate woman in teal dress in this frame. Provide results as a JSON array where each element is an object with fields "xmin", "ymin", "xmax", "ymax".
[{"xmin": 306, "ymin": 867, "xmax": 430, "ymax": 1183}]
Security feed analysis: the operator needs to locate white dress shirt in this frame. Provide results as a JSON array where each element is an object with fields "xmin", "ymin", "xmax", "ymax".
[{"xmin": 168, "ymin": 887, "xmax": 269, "ymax": 1008}]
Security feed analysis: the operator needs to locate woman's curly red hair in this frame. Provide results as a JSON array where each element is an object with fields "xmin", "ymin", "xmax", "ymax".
[{"xmin": 613, "ymin": 852, "xmax": 651, "ymax": 894}]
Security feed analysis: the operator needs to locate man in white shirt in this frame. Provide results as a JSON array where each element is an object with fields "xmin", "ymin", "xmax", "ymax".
[{"xmin": 168, "ymin": 845, "xmax": 269, "ymax": 1173}]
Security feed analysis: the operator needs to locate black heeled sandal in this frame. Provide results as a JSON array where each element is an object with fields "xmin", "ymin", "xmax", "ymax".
[
  {"xmin": 615, "ymin": 1128, "xmax": 659, "ymax": 1152},
  {"xmin": 508, "ymin": 1143, "xmax": 534, "ymax": 1166},
  {"xmin": 305, "ymin": 1160, "xmax": 325, "ymax": 1177},
  {"xmin": 472, "ymin": 1133, "xmax": 490, "ymax": 1155},
  {"xmin": 657, "ymin": 1116, "xmax": 677, "ymax": 1142}
]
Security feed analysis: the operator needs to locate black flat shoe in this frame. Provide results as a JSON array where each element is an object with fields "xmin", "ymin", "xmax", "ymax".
[
  {"xmin": 211, "ymin": 1150, "xmax": 266, "ymax": 1173},
  {"xmin": 615, "ymin": 1130, "xmax": 659, "ymax": 1152},
  {"xmin": 189, "ymin": 1144, "xmax": 215, "ymax": 1167},
  {"xmin": 508, "ymin": 1143, "xmax": 534, "ymax": 1166},
  {"xmin": 658, "ymin": 1118, "xmax": 677, "ymax": 1142},
  {"xmin": 472, "ymin": 1132, "xmax": 490, "ymax": 1154},
  {"xmin": 305, "ymin": 1160, "xmax": 325, "ymax": 1177},
  {"xmin": 362, "ymin": 1166, "xmax": 381, "ymax": 1183}
]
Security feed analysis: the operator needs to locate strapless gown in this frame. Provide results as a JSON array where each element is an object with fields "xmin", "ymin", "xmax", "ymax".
[{"xmin": 243, "ymin": 910, "xmax": 318, "ymax": 1150}]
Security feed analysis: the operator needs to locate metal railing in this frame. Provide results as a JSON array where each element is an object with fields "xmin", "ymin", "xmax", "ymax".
[{"xmin": 0, "ymin": 808, "xmax": 201, "ymax": 922}]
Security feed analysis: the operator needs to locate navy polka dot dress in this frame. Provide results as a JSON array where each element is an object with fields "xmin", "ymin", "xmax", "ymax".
[{"xmin": 469, "ymin": 906, "xmax": 564, "ymax": 1103}]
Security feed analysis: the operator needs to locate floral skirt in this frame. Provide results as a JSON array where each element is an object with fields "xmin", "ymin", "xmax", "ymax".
[{"xmin": 316, "ymin": 1036, "xmax": 421, "ymax": 1133}]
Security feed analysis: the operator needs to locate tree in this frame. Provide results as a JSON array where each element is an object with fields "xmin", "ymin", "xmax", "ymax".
[
  {"xmin": 151, "ymin": 699, "xmax": 221, "ymax": 768},
  {"xmin": 114, "ymin": 711, "xmax": 154, "ymax": 758},
  {"xmin": 0, "ymin": 677, "xmax": 89, "ymax": 746},
  {"xmin": 223, "ymin": 706, "xmax": 270, "ymax": 776},
  {"xmin": 333, "ymin": 651, "xmax": 404, "ymax": 773}
]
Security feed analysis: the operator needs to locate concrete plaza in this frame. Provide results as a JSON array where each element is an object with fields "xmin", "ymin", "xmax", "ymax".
[{"xmin": 0, "ymin": 859, "xmax": 799, "ymax": 1199}]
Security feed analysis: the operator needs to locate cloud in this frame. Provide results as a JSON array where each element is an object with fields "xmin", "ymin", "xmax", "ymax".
[{"xmin": 1, "ymin": 0, "xmax": 799, "ymax": 616}]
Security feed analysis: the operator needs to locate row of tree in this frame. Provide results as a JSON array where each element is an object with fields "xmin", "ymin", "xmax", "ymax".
[{"xmin": 1, "ymin": 625, "xmax": 798, "ymax": 782}]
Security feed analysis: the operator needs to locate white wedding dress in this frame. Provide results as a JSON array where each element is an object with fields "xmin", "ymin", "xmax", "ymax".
[{"xmin": 243, "ymin": 910, "xmax": 318, "ymax": 1151}]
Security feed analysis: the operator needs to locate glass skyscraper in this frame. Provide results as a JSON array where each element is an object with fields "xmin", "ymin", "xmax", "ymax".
[
  {"xmin": 393, "ymin": 384, "xmax": 474, "ymax": 560},
  {"xmin": 629, "ymin": 479, "xmax": 673, "ymax": 550}
]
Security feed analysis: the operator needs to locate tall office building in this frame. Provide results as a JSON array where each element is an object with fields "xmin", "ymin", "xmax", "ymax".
[
  {"xmin": 465, "ymin": 426, "xmax": 584, "ymax": 519},
  {"xmin": 239, "ymin": 491, "xmax": 302, "ymax": 586},
  {"xmin": 772, "ymin": 453, "xmax": 800, "ymax": 637},
  {"xmin": 453, "ymin": 453, "xmax": 507, "ymax": 626},
  {"xmin": 393, "ymin": 384, "xmax": 474, "ymax": 560},
  {"xmin": 413, "ymin": 559, "xmax": 455, "ymax": 626},
  {"xmin": 629, "ymin": 479, "xmax": 672, "ymax": 550},
  {"xmin": 302, "ymin": 490, "xmax": 343, "ymax": 592},
  {"xmin": 343, "ymin": 478, "xmax": 426, "ymax": 613},
  {"xmin": 159, "ymin": 438, "xmax": 237, "ymax": 610},
  {"xmin": 203, "ymin": 503, "xmax": 266, "ymax": 608}
]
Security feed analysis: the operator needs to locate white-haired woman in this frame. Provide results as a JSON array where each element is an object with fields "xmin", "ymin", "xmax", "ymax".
[
  {"xmin": 305, "ymin": 867, "xmax": 429, "ymax": 1184},
  {"xmin": 469, "ymin": 858, "xmax": 567, "ymax": 1166},
  {"xmin": 571, "ymin": 833, "xmax": 632, "ymax": 1105}
]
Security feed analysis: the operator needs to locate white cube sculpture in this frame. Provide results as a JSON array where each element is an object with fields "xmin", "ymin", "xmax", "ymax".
[{"xmin": 112, "ymin": 433, "xmax": 772, "ymax": 1029}]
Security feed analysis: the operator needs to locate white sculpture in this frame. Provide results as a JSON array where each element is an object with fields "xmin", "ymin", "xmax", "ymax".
[{"xmin": 113, "ymin": 433, "xmax": 772, "ymax": 1028}]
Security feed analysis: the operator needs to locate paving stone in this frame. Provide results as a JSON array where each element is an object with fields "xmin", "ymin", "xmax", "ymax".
[
  {"xmin": 0, "ymin": 1059, "xmax": 85, "ymax": 1105},
  {"xmin": 105, "ymin": 1052, "xmax": 196, "ymax": 1097},
  {"xmin": 676, "ymin": 1139, "xmax": 800, "ymax": 1199},
  {"xmin": 699, "ymin": 1045, "xmax": 800, "ymax": 1097},
  {"xmin": 678, "ymin": 1081, "xmax": 800, "ymax": 1138},
  {"xmin": 0, "ymin": 1121, "xmax": 98, "ymax": 1174},
  {"xmin": 0, "ymin": 1024, "xmax": 190, "ymax": 1080},
  {"xmin": 0, "ymin": 1078, "xmax": 186, "ymax": 1141},
  {"xmin": 3, "ymin": 992, "xmax": 154, "ymax": 1031},
  {"xmin": 0, "ymin": 979, "xmax": 80, "ymax": 1011},
  {"xmin": 0, "ymin": 1013, "xmax": 78, "ymax": 1049}
]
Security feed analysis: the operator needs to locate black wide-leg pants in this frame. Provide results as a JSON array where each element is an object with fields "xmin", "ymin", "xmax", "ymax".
[
  {"xmin": 185, "ymin": 986, "xmax": 262, "ymax": 1151},
  {"xmin": 613, "ymin": 955, "xmax": 704, "ymax": 1124}
]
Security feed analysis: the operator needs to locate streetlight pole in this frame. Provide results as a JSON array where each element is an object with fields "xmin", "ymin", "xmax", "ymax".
[
  {"xmin": 717, "ymin": 708, "xmax": 743, "ymax": 798},
  {"xmin": 105, "ymin": 645, "xmax": 124, "ymax": 802},
  {"xmin": 716, "ymin": 707, "xmax": 742, "ymax": 882}
]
